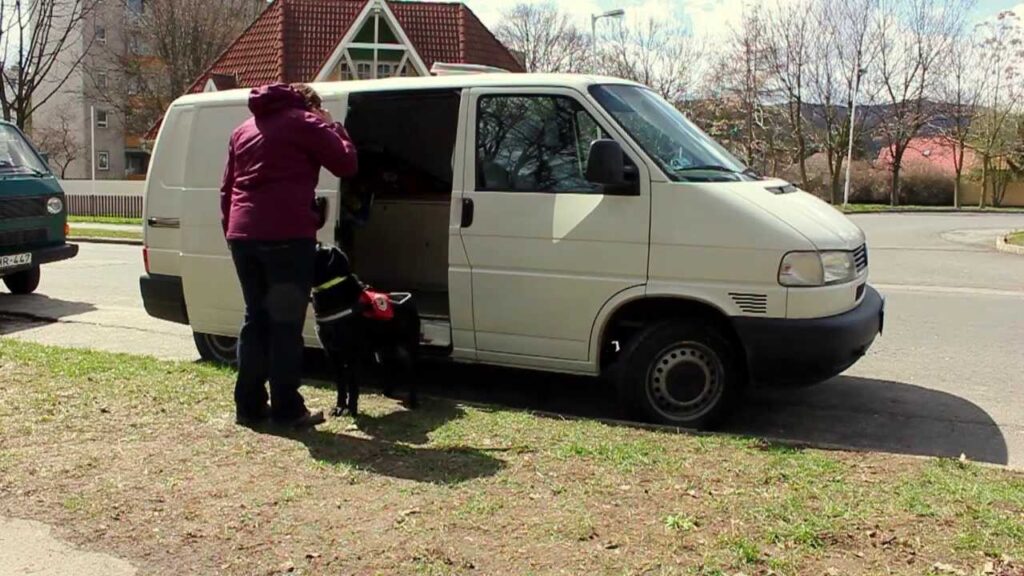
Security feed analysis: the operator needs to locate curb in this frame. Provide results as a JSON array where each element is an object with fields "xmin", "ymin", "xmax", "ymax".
[
  {"xmin": 844, "ymin": 209, "xmax": 1024, "ymax": 215},
  {"xmin": 996, "ymin": 232, "xmax": 1024, "ymax": 256},
  {"xmin": 68, "ymin": 236, "xmax": 143, "ymax": 246}
]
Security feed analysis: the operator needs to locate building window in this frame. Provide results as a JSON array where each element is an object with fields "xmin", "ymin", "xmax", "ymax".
[
  {"xmin": 331, "ymin": 8, "xmax": 417, "ymax": 81},
  {"xmin": 96, "ymin": 25, "xmax": 107, "ymax": 44},
  {"xmin": 97, "ymin": 151, "xmax": 110, "ymax": 171},
  {"xmin": 96, "ymin": 110, "xmax": 109, "ymax": 128},
  {"xmin": 96, "ymin": 72, "xmax": 107, "ymax": 90}
]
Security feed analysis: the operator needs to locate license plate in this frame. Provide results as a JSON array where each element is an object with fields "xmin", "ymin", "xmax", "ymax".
[{"xmin": 0, "ymin": 252, "xmax": 32, "ymax": 271}]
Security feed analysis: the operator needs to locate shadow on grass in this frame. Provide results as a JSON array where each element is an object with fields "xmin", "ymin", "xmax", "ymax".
[
  {"xmin": 256, "ymin": 403, "xmax": 503, "ymax": 483},
  {"xmin": 294, "ymin": 350, "xmax": 1010, "ymax": 467}
]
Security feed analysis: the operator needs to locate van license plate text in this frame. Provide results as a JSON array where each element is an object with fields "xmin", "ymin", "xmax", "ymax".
[{"xmin": 0, "ymin": 253, "xmax": 32, "ymax": 271}]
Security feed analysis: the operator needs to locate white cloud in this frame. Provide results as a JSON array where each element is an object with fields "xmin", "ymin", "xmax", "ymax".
[{"xmin": 448, "ymin": 0, "xmax": 795, "ymax": 48}]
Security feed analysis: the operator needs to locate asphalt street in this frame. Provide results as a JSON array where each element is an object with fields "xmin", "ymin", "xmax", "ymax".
[{"xmin": 2, "ymin": 213, "xmax": 1023, "ymax": 465}]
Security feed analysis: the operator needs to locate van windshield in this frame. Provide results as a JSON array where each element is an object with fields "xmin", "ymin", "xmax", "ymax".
[
  {"xmin": 0, "ymin": 124, "xmax": 49, "ymax": 177},
  {"xmin": 589, "ymin": 85, "xmax": 755, "ymax": 183}
]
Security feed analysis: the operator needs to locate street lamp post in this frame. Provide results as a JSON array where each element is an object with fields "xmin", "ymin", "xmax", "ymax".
[
  {"xmin": 843, "ymin": 57, "xmax": 867, "ymax": 207},
  {"xmin": 591, "ymin": 9, "xmax": 625, "ymax": 60}
]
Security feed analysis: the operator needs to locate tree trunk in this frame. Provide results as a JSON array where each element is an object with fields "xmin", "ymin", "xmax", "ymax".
[
  {"xmin": 890, "ymin": 163, "xmax": 901, "ymax": 207},
  {"xmin": 953, "ymin": 173, "xmax": 961, "ymax": 210},
  {"xmin": 830, "ymin": 153, "xmax": 845, "ymax": 205},
  {"xmin": 797, "ymin": 138, "xmax": 809, "ymax": 191},
  {"xmin": 979, "ymin": 157, "xmax": 989, "ymax": 209}
]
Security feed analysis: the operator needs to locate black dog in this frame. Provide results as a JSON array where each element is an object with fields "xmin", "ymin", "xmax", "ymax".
[{"xmin": 311, "ymin": 244, "xmax": 420, "ymax": 417}]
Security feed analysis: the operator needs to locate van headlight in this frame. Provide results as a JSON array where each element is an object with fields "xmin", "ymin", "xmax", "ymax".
[
  {"xmin": 779, "ymin": 251, "xmax": 856, "ymax": 287},
  {"xmin": 47, "ymin": 197, "xmax": 64, "ymax": 214}
]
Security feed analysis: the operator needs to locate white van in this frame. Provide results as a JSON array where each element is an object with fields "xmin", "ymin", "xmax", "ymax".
[{"xmin": 140, "ymin": 74, "xmax": 883, "ymax": 428}]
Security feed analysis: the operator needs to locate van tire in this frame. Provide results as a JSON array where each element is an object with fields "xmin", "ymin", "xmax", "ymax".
[
  {"xmin": 193, "ymin": 332, "xmax": 238, "ymax": 366},
  {"xmin": 3, "ymin": 266, "xmax": 41, "ymax": 295},
  {"xmin": 615, "ymin": 321, "xmax": 739, "ymax": 430}
]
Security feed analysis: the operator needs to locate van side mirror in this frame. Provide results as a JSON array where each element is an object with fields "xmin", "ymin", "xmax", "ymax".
[{"xmin": 586, "ymin": 139, "xmax": 638, "ymax": 195}]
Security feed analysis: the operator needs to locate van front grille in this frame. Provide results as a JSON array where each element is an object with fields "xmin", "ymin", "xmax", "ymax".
[
  {"xmin": 0, "ymin": 228, "xmax": 47, "ymax": 248},
  {"xmin": 0, "ymin": 197, "xmax": 47, "ymax": 219},
  {"xmin": 854, "ymin": 244, "xmax": 868, "ymax": 273},
  {"xmin": 730, "ymin": 292, "xmax": 768, "ymax": 315}
]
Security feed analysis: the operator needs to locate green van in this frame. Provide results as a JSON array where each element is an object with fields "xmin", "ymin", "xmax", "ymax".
[{"xmin": 0, "ymin": 120, "xmax": 78, "ymax": 294}]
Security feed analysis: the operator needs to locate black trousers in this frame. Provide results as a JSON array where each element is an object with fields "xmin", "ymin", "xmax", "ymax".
[{"xmin": 229, "ymin": 239, "xmax": 315, "ymax": 420}]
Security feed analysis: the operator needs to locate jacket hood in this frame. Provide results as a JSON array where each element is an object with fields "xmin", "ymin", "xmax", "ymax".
[{"xmin": 248, "ymin": 83, "xmax": 307, "ymax": 117}]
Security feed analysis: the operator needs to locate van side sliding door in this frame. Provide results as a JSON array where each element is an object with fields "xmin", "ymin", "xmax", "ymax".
[{"xmin": 459, "ymin": 87, "xmax": 651, "ymax": 370}]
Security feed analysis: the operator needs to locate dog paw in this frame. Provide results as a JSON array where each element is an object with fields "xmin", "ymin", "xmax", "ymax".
[{"xmin": 330, "ymin": 406, "xmax": 347, "ymax": 418}]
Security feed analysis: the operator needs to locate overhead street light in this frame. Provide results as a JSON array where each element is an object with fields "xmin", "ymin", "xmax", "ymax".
[{"xmin": 591, "ymin": 9, "xmax": 626, "ymax": 59}]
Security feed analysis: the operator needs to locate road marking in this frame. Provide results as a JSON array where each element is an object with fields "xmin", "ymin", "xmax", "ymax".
[{"xmin": 875, "ymin": 283, "xmax": 1024, "ymax": 298}]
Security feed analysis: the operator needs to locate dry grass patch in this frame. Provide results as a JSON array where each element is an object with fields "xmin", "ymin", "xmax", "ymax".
[{"xmin": 1, "ymin": 339, "xmax": 1022, "ymax": 575}]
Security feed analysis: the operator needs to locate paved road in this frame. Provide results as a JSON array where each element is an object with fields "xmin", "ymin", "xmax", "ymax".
[{"xmin": 2, "ymin": 213, "xmax": 1023, "ymax": 466}]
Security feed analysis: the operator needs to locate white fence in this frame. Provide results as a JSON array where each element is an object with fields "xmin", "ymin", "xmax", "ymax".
[{"xmin": 60, "ymin": 180, "xmax": 146, "ymax": 218}]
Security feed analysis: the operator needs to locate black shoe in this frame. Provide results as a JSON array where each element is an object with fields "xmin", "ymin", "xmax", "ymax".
[
  {"xmin": 236, "ymin": 404, "xmax": 271, "ymax": 426},
  {"xmin": 273, "ymin": 410, "xmax": 326, "ymax": 429}
]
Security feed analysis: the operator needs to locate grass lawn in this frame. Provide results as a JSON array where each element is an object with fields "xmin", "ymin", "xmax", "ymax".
[
  {"xmin": 67, "ymin": 215, "xmax": 142, "ymax": 226},
  {"xmin": 1, "ymin": 339, "xmax": 1022, "ymax": 575},
  {"xmin": 68, "ymin": 226, "xmax": 142, "ymax": 241},
  {"xmin": 1007, "ymin": 232, "xmax": 1024, "ymax": 247}
]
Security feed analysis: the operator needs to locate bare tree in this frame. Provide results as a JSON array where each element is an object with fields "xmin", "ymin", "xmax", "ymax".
[
  {"xmin": 0, "ymin": 0, "xmax": 97, "ymax": 128},
  {"xmin": 935, "ymin": 28, "xmax": 985, "ymax": 208},
  {"xmin": 32, "ymin": 102, "xmax": 82, "ymax": 177},
  {"xmin": 763, "ymin": 0, "xmax": 813, "ymax": 189},
  {"xmin": 972, "ymin": 10, "xmax": 1024, "ymax": 208},
  {"xmin": 88, "ymin": 0, "xmax": 264, "ymax": 136},
  {"xmin": 702, "ymin": 6, "xmax": 783, "ymax": 174},
  {"xmin": 806, "ymin": 0, "xmax": 878, "ymax": 203},
  {"xmin": 600, "ymin": 17, "xmax": 706, "ymax": 105},
  {"xmin": 494, "ymin": 3, "xmax": 590, "ymax": 73},
  {"xmin": 871, "ymin": 0, "xmax": 971, "ymax": 206}
]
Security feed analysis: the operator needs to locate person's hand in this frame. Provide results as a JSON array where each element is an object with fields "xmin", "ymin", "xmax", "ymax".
[{"xmin": 314, "ymin": 107, "xmax": 334, "ymax": 124}]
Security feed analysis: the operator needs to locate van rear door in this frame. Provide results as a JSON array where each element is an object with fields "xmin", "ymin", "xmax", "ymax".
[{"xmin": 143, "ymin": 104, "xmax": 194, "ymax": 278}]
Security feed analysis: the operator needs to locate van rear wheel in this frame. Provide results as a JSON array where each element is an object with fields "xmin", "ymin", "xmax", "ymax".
[
  {"xmin": 193, "ymin": 332, "xmax": 238, "ymax": 366},
  {"xmin": 615, "ymin": 321, "xmax": 740, "ymax": 430},
  {"xmin": 3, "ymin": 266, "xmax": 41, "ymax": 295}
]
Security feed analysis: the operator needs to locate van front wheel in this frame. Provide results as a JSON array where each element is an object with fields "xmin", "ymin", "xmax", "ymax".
[
  {"xmin": 616, "ymin": 321, "xmax": 740, "ymax": 430},
  {"xmin": 3, "ymin": 266, "xmax": 41, "ymax": 294},
  {"xmin": 193, "ymin": 332, "xmax": 238, "ymax": 366}
]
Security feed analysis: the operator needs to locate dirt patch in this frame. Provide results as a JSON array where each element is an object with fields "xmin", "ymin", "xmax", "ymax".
[{"xmin": 1, "ymin": 340, "xmax": 1022, "ymax": 575}]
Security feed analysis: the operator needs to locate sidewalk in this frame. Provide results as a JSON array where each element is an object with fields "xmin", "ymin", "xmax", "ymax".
[
  {"xmin": 0, "ymin": 517, "xmax": 136, "ymax": 576},
  {"xmin": 70, "ymin": 223, "xmax": 143, "ymax": 233}
]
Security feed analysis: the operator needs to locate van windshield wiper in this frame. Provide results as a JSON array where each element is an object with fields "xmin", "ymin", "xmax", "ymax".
[{"xmin": 675, "ymin": 164, "xmax": 741, "ymax": 173}]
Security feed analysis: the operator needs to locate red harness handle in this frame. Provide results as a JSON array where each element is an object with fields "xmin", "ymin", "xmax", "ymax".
[{"xmin": 360, "ymin": 290, "xmax": 395, "ymax": 320}]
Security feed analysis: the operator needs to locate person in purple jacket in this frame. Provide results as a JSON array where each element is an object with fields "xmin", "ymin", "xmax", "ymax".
[{"xmin": 221, "ymin": 83, "xmax": 358, "ymax": 428}]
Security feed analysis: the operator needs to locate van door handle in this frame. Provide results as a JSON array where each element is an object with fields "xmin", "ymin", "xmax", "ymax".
[
  {"xmin": 147, "ymin": 217, "xmax": 180, "ymax": 229},
  {"xmin": 461, "ymin": 198, "xmax": 474, "ymax": 228}
]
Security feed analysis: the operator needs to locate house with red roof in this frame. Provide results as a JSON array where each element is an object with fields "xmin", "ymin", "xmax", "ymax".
[
  {"xmin": 143, "ymin": 0, "xmax": 523, "ymax": 141},
  {"xmin": 185, "ymin": 0, "xmax": 522, "ymax": 94},
  {"xmin": 876, "ymin": 136, "xmax": 979, "ymax": 177}
]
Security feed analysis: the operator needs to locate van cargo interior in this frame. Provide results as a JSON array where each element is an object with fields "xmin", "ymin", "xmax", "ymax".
[{"xmin": 341, "ymin": 90, "xmax": 461, "ymax": 321}]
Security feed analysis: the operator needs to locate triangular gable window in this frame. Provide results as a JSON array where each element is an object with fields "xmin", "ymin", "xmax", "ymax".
[{"xmin": 322, "ymin": 2, "xmax": 423, "ymax": 82}]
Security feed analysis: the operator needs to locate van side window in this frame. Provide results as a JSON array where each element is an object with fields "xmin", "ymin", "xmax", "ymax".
[{"xmin": 476, "ymin": 95, "xmax": 609, "ymax": 193}]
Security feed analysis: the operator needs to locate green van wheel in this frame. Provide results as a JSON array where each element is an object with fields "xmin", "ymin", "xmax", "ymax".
[{"xmin": 3, "ymin": 266, "xmax": 41, "ymax": 295}]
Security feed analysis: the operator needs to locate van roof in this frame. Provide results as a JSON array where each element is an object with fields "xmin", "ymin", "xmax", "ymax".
[{"xmin": 169, "ymin": 73, "xmax": 644, "ymax": 108}]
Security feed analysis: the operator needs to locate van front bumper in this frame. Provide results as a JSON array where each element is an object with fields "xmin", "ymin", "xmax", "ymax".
[
  {"xmin": 140, "ymin": 274, "xmax": 189, "ymax": 325},
  {"xmin": 0, "ymin": 243, "xmax": 78, "ymax": 275},
  {"xmin": 733, "ymin": 285, "xmax": 884, "ymax": 386}
]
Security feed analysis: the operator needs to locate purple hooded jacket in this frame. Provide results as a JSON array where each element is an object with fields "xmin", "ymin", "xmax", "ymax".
[{"xmin": 220, "ymin": 84, "xmax": 358, "ymax": 241}]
